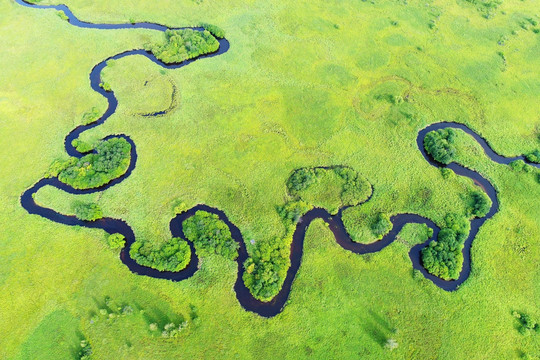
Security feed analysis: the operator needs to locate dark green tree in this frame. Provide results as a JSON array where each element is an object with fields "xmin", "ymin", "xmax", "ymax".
[
  {"xmin": 72, "ymin": 201, "xmax": 103, "ymax": 221},
  {"xmin": 424, "ymin": 128, "xmax": 457, "ymax": 164},
  {"xmin": 130, "ymin": 237, "xmax": 191, "ymax": 272},
  {"xmin": 182, "ymin": 211, "xmax": 239, "ymax": 260}
]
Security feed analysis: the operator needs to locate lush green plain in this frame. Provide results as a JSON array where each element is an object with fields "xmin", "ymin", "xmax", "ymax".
[{"xmin": 1, "ymin": 0, "xmax": 539, "ymax": 358}]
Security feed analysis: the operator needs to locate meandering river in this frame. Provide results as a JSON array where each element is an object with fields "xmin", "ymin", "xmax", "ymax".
[{"xmin": 17, "ymin": 0, "xmax": 539, "ymax": 317}]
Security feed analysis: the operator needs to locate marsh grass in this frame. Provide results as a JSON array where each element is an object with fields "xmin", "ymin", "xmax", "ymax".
[{"xmin": 1, "ymin": 0, "xmax": 539, "ymax": 358}]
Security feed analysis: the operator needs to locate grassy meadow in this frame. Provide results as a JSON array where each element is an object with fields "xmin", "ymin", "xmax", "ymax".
[{"xmin": 0, "ymin": 0, "xmax": 539, "ymax": 358}]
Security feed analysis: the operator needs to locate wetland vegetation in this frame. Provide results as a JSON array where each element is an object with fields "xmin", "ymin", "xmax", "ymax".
[{"xmin": 2, "ymin": 0, "xmax": 540, "ymax": 358}]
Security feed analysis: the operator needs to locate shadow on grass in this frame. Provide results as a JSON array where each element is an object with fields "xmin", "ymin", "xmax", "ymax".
[
  {"xmin": 360, "ymin": 309, "xmax": 396, "ymax": 348},
  {"xmin": 368, "ymin": 309, "xmax": 393, "ymax": 333},
  {"xmin": 361, "ymin": 320, "xmax": 387, "ymax": 347}
]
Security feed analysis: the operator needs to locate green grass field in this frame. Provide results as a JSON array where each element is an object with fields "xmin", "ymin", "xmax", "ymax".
[{"xmin": 1, "ymin": 0, "xmax": 539, "ymax": 358}]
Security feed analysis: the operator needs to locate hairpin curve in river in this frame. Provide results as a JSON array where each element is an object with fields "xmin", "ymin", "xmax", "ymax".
[{"xmin": 17, "ymin": 0, "xmax": 540, "ymax": 317}]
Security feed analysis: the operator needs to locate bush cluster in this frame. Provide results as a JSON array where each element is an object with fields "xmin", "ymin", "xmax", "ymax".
[
  {"xmin": 467, "ymin": 190, "xmax": 491, "ymax": 218},
  {"xmin": 239, "ymin": 200, "xmax": 312, "ymax": 301},
  {"xmin": 341, "ymin": 208, "xmax": 394, "ymax": 244},
  {"xmin": 336, "ymin": 166, "xmax": 373, "ymax": 206},
  {"xmin": 71, "ymin": 139, "xmax": 94, "ymax": 153},
  {"xmin": 172, "ymin": 199, "xmax": 189, "ymax": 215},
  {"xmin": 371, "ymin": 212, "xmax": 392, "ymax": 238},
  {"xmin": 130, "ymin": 237, "xmax": 191, "ymax": 272},
  {"xmin": 149, "ymin": 321, "xmax": 188, "ymax": 338},
  {"xmin": 421, "ymin": 228, "xmax": 465, "ymax": 280},
  {"xmin": 423, "ymin": 128, "xmax": 457, "ymax": 164},
  {"xmin": 513, "ymin": 311, "xmax": 539, "ymax": 336},
  {"xmin": 45, "ymin": 159, "xmax": 70, "ymax": 178},
  {"xmin": 100, "ymin": 81, "xmax": 112, "ymax": 92},
  {"xmin": 56, "ymin": 10, "xmax": 68, "ymax": 21},
  {"xmin": 526, "ymin": 149, "xmax": 540, "ymax": 164},
  {"xmin": 72, "ymin": 201, "xmax": 103, "ymax": 221},
  {"xmin": 107, "ymin": 233, "xmax": 125, "ymax": 249},
  {"xmin": 90, "ymin": 296, "xmax": 135, "ymax": 324},
  {"xmin": 145, "ymin": 29, "xmax": 219, "ymax": 64},
  {"xmin": 287, "ymin": 168, "xmax": 318, "ymax": 193},
  {"xmin": 242, "ymin": 240, "xmax": 289, "ymax": 301},
  {"xmin": 200, "ymin": 23, "xmax": 225, "ymax": 38},
  {"xmin": 182, "ymin": 211, "xmax": 239, "ymax": 260},
  {"xmin": 421, "ymin": 214, "xmax": 469, "ymax": 280},
  {"xmin": 440, "ymin": 167, "xmax": 453, "ymax": 179},
  {"xmin": 286, "ymin": 166, "xmax": 371, "ymax": 207},
  {"xmin": 510, "ymin": 159, "xmax": 533, "ymax": 173},
  {"xmin": 276, "ymin": 200, "xmax": 311, "ymax": 226},
  {"xmin": 53, "ymin": 137, "xmax": 131, "ymax": 189},
  {"xmin": 464, "ymin": 0, "xmax": 502, "ymax": 19}
]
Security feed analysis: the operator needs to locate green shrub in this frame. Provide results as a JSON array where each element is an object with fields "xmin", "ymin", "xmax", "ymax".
[
  {"xmin": 161, "ymin": 321, "xmax": 188, "ymax": 338},
  {"xmin": 444, "ymin": 212, "xmax": 471, "ymax": 235},
  {"xmin": 56, "ymin": 10, "xmax": 68, "ymax": 21},
  {"xmin": 287, "ymin": 168, "xmax": 318, "ymax": 193},
  {"xmin": 81, "ymin": 107, "xmax": 101, "ymax": 125},
  {"xmin": 130, "ymin": 237, "xmax": 191, "ymax": 272},
  {"xmin": 335, "ymin": 167, "xmax": 372, "ymax": 206},
  {"xmin": 45, "ymin": 159, "xmax": 70, "ymax": 178},
  {"xmin": 172, "ymin": 199, "xmax": 189, "ymax": 215},
  {"xmin": 145, "ymin": 29, "xmax": 219, "ymax": 64},
  {"xmin": 341, "ymin": 207, "xmax": 373, "ymax": 244},
  {"xmin": 71, "ymin": 139, "xmax": 94, "ymax": 153},
  {"xmin": 286, "ymin": 166, "xmax": 371, "ymax": 209},
  {"xmin": 276, "ymin": 201, "xmax": 312, "ymax": 227},
  {"xmin": 514, "ymin": 311, "xmax": 539, "ymax": 336},
  {"xmin": 149, "ymin": 321, "xmax": 188, "ymax": 338},
  {"xmin": 371, "ymin": 212, "xmax": 392, "ymax": 238},
  {"xmin": 421, "ymin": 214, "xmax": 469, "ymax": 280},
  {"xmin": 520, "ymin": 314, "xmax": 538, "ymax": 330},
  {"xmin": 526, "ymin": 149, "xmax": 540, "ymax": 163},
  {"xmin": 463, "ymin": 0, "xmax": 502, "ymax": 18},
  {"xmin": 100, "ymin": 82, "xmax": 112, "ymax": 91},
  {"xmin": 421, "ymin": 228, "xmax": 464, "ymax": 280},
  {"xmin": 57, "ymin": 137, "xmax": 131, "ymax": 189},
  {"xmin": 200, "ymin": 23, "xmax": 225, "ymax": 38},
  {"xmin": 440, "ymin": 167, "xmax": 453, "ymax": 179},
  {"xmin": 72, "ymin": 201, "xmax": 103, "ymax": 221},
  {"xmin": 242, "ymin": 239, "xmax": 289, "ymax": 301},
  {"xmin": 510, "ymin": 160, "xmax": 528, "ymax": 172},
  {"xmin": 182, "ymin": 211, "xmax": 239, "ymax": 260},
  {"xmin": 467, "ymin": 190, "xmax": 491, "ymax": 218},
  {"xmin": 424, "ymin": 128, "xmax": 457, "ymax": 164},
  {"xmin": 107, "ymin": 233, "xmax": 125, "ymax": 249}
]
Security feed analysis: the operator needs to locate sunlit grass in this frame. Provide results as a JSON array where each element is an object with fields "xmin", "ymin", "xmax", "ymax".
[{"xmin": 1, "ymin": 0, "xmax": 539, "ymax": 358}]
